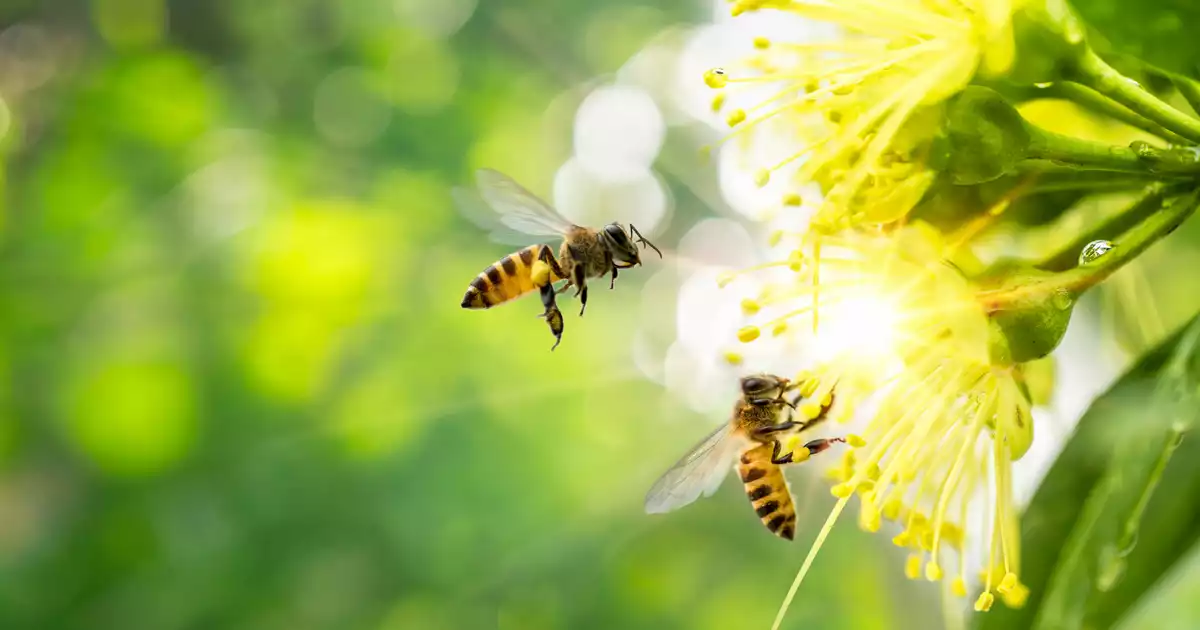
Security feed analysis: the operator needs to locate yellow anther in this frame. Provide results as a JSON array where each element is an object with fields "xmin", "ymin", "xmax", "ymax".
[
  {"xmin": 531, "ymin": 260, "xmax": 552, "ymax": 287},
  {"xmin": 919, "ymin": 530, "xmax": 935, "ymax": 551},
  {"xmin": 710, "ymin": 92, "xmax": 726, "ymax": 112},
  {"xmin": 741, "ymin": 298, "xmax": 761, "ymax": 315},
  {"xmin": 951, "ymin": 577, "xmax": 967, "ymax": 597},
  {"xmin": 1001, "ymin": 582, "xmax": 1030, "ymax": 608},
  {"xmin": 859, "ymin": 506, "xmax": 881, "ymax": 532},
  {"xmin": 925, "ymin": 563, "xmax": 943, "ymax": 581},
  {"xmin": 940, "ymin": 522, "xmax": 964, "ymax": 548},
  {"xmin": 998, "ymin": 572, "xmax": 1018, "ymax": 594},
  {"xmin": 787, "ymin": 249, "xmax": 804, "ymax": 272},
  {"xmin": 754, "ymin": 168, "xmax": 771, "ymax": 188},
  {"xmin": 723, "ymin": 351, "xmax": 744, "ymax": 366},
  {"xmin": 716, "ymin": 271, "xmax": 736, "ymax": 288},
  {"xmin": 768, "ymin": 230, "xmax": 784, "ymax": 247},
  {"xmin": 855, "ymin": 480, "xmax": 875, "ymax": 495},
  {"xmin": 753, "ymin": 36, "xmax": 771, "ymax": 49},
  {"xmin": 771, "ymin": 321, "xmax": 788, "ymax": 337},
  {"xmin": 737, "ymin": 325, "xmax": 760, "ymax": 343},
  {"xmin": 726, "ymin": 108, "xmax": 746, "ymax": 127},
  {"xmin": 704, "ymin": 68, "xmax": 729, "ymax": 89},
  {"xmin": 783, "ymin": 192, "xmax": 802, "ymax": 206},
  {"xmin": 865, "ymin": 464, "xmax": 881, "ymax": 480},
  {"xmin": 831, "ymin": 483, "xmax": 853, "ymax": 499},
  {"xmin": 892, "ymin": 531, "xmax": 911, "ymax": 547},
  {"xmin": 800, "ymin": 402, "xmax": 823, "ymax": 420},
  {"xmin": 882, "ymin": 498, "xmax": 903, "ymax": 520},
  {"xmin": 800, "ymin": 377, "xmax": 819, "ymax": 397},
  {"xmin": 847, "ymin": 434, "xmax": 866, "ymax": 448},
  {"xmin": 820, "ymin": 391, "xmax": 832, "ymax": 406},
  {"xmin": 974, "ymin": 592, "xmax": 995, "ymax": 612},
  {"xmin": 905, "ymin": 554, "xmax": 921, "ymax": 580}
]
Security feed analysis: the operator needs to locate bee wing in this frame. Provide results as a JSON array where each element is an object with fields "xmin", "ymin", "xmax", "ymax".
[
  {"xmin": 452, "ymin": 169, "xmax": 576, "ymax": 245},
  {"xmin": 644, "ymin": 422, "xmax": 746, "ymax": 514}
]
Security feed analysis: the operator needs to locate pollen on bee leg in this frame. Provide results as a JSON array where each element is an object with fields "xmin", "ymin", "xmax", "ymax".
[{"xmin": 530, "ymin": 260, "xmax": 552, "ymax": 286}]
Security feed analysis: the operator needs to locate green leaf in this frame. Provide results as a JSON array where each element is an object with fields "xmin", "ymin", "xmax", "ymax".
[
  {"xmin": 979, "ymin": 314, "xmax": 1200, "ymax": 630},
  {"xmin": 1071, "ymin": 0, "xmax": 1200, "ymax": 77}
]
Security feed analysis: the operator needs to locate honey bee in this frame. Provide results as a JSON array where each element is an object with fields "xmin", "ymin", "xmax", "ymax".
[
  {"xmin": 644, "ymin": 374, "xmax": 843, "ymax": 540},
  {"xmin": 455, "ymin": 169, "xmax": 662, "ymax": 350}
]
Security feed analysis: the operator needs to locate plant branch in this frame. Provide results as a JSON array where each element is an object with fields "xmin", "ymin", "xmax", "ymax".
[
  {"xmin": 1037, "ymin": 182, "xmax": 1191, "ymax": 272},
  {"xmin": 1037, "ymin": 82, "xmax": 1191, "ymax": 145},
  {"xmin": 980, "ymin": 187, "xmax": 1200, "ymax": 309},
  {"xmin": 1070, "ymin": 50, "xmax": 1200, "ymax": 143}
]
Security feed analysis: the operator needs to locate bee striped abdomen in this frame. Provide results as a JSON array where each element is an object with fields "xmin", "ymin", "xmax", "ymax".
[
  {"xmin": 461, "ymin": 245, "xmax": 560, "ymax": 309},
  {"xmin": 738, "ymin": 444, "xmax": 797, "ymax": 540}
]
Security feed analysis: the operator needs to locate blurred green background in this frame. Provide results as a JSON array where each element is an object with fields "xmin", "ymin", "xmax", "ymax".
[
  {"xmin": 9, "ymin": 1, "xmax": 1200, "ymax": 629},
  {"xmin": 0, "ymin": 1, "xmax": 941, "ymax": 629}
]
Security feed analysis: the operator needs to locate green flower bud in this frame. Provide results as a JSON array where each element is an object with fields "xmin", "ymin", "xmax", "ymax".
[
  {"xmin": 978, "ymin": 261, "xmax": 1077, "ymax": 364},
  {"xmin": 943, "ymin": 87, "xmax": 1031, "ymax": 185}
]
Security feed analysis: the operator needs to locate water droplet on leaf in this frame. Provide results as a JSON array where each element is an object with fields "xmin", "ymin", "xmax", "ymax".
[{"xmin": 1079, "ymin": 240, "xmax": 1113, "ymax": 265}]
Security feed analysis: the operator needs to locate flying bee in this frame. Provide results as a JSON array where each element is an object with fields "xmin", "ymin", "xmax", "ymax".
[
  {"xmin": 455, "ymin": 169, "xmax": 662, "ymax": 350},
  {"xmin": 644, "ymin": 374, "xmax": 844, "ymax": 540}
]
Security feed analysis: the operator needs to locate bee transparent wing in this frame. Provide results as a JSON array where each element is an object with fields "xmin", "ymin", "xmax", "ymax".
[
  {"xmin": 644, "ymin": 422, "xmax": 745, "ymax": 514},
  {"xmin": 452, "ymin": 169, "xmax": 575, "ymax": 245}
]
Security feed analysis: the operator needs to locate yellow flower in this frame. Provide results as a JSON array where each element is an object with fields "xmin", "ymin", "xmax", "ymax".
[
  {"xmin": 726, "ymin": 226, "xmax": 1033, "ymax": 629},
  {"xmin": 708, "ymin": 0, "xmax": 1022, "ymax": 230}
]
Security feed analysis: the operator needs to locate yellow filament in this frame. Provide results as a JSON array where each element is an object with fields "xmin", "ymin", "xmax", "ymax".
[
  {"xmin": 772, "ymin": 496, "xmax": 851, "ymax": 630},
  {"xmin": 929, "ymin": 387, "xmax": 995, "ymax": 559}
]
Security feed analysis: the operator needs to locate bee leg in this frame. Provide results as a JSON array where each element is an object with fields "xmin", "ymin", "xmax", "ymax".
[
  {"xmin": 751, "ymin": 420, "xmax": 799, "ymax": 439},
  {"xmin": 536, "ymin": 244, "xmax": 568, "ymax": 280},
  {"xmin": 802, "ymin": 437, "xmax": 846, "ymax": 456},
  {"xmin": 770, "ymin": 439, "xmax": 795, "ymax": 465},
  {"xmin": 579, "ymin": 285, "xmax": 588, "ymax": 317},
  {"xmin": 609, "ymin": 264, "xmax": 617, "ymax": 290},
  {"xmin": 537, "ymin": 282, "xmax": 564, "ymax": 351}
]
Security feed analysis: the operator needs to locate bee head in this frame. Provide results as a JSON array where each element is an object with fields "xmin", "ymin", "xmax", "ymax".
[
  {"xmin": 601, "ymin": 222, "xmax": 641, "ymax": 265},
  {"xmin": 740, "ymin": 374, "xmax": 789, "ymax": 400}
]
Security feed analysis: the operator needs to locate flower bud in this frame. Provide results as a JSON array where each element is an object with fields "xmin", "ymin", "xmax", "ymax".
[
  {"xmin": 980, "ymin": 261, "xmax": 1076, "ymax": 365},
  {"xmin": 943, "ymin": 87, "xmax": 1031, "ymax": 185}
]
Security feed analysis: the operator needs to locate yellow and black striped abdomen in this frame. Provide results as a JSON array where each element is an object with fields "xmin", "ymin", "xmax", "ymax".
[
  {"xmin": 738, "ymin": 443, "xmax": 797, "ymax": 540},
  {"xmin": 461, "ymin": 244, "xmax": 562, "ymax": 309}
]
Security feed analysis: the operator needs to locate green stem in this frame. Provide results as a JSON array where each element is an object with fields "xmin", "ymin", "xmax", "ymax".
[
  {"xmin": 1039, "ymin": 82, "xmax": 1191, "ymax": 145},
  {"xmin": 1071, "ymin": 50, "xmax": 1200, "ymax": 143},
  {"xmin": 1173, "ymin": 76, "xmax": 1200, "ymax": 118},
  {"xmin": 1037, "ymin": 182, "xmax": 1189, "ymax": 272},
  {"xmin": 980, "ymin": 187, "xmax": 1200, "ymax": 309},
  {"xmin": 1024, "ymin": 126, "xmax": 1151, "ymax": 173}
]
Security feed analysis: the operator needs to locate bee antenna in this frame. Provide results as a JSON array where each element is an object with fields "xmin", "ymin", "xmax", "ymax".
[{"xmin": 629, "ymin": 224, "xmax": 663, "ymax": 259}]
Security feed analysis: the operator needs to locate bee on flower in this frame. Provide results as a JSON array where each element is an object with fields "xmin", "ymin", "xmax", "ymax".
[{"xmin": 720, "ymin": 224, "xmax": 1035, "ymax": 626}]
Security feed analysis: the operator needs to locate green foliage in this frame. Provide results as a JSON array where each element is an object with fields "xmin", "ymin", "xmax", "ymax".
[
  {"xmin": 1072, "ymin": 0, "xmax": 1200, "ymax": 77},
  {"xmin": 979, "ymin": 315, "xmax": 1200, "ymax": 630}
]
